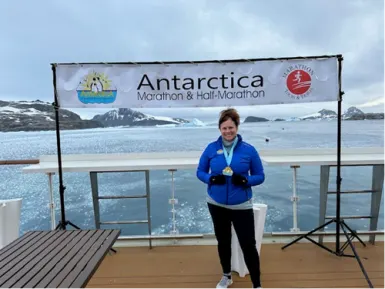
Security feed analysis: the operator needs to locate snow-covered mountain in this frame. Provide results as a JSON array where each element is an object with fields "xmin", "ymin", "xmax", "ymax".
[
  {"xmin": 0, "ymin": 100, "xmax": 192, "ymax": 132},
  {"xmin": 297, "ymin": 107, "xmax": 383, "ymax": 121},
  {"xmin": 0, "ymin": 100, "xmax": 103, "ymax": 132},
  {"xmin": 342, "ymin": 106, "xmax": 383, "ymax": 120},
  {"xmin": 299, "ymin": 109, "xmax": 337, "ymax": 120},
  {"xmin": 344, "ymin": 106, "xmax": 365, "ymax": 118},
  {"xmin": 91, "ymin": 108, "xmax": 190, "ymax": 127},
  {"xmin": 243, "ymin": 107, "xmax": 383, "ymax": 122}
]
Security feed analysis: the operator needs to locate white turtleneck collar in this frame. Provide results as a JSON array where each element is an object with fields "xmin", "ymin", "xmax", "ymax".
[{"xmin": 222, "ymin": 135, "xmax": 238, "ymax": 152}]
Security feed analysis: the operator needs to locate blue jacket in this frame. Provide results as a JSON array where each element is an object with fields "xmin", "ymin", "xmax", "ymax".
[{"xmin": 196, "ymin": 134, "xmax": 265, "ymax": 205}]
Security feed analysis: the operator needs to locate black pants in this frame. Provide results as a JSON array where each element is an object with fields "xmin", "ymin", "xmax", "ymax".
[{"xmin": 208, "ymin": 202, "xmax": 261, "ymax": 288}]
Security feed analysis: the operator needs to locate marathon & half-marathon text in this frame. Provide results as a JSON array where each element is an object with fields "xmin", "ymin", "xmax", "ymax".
[{"xmin": 137, "ymin": 89, "xmax": 265, "ymax": 101}]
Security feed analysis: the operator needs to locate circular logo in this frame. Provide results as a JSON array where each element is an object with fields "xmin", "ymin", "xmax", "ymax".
[{"xmin": 286, "ymin": 69, "xmax": 312, "ymax": 95}]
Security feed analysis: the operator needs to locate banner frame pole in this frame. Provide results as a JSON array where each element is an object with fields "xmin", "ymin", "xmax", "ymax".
[{"xmin": 51, "ymin": 54, "xmax": 339, "ymax": 66}]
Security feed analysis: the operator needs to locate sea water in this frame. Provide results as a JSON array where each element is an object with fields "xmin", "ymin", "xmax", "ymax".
[{"xmin": 0, "ymin": 120, "xmax": 383, "ymax": 236}]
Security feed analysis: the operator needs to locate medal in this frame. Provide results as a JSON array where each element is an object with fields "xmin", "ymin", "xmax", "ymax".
[
  {"xmin": 222, "ymin": 136, "xmax": 238, "ymax": 177},
  {"xmin": 223, "ymin": 166, "xmax": 233, "ymax": 176}
]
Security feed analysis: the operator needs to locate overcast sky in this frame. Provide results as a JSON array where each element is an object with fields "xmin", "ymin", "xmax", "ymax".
[{"xmin": 0, "ymin": 0, "xmax": 383, "ymax": 121}]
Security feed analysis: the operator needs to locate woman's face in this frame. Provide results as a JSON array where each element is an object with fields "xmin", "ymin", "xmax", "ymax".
[{"xmin": 219, "ymin": 118, "xmax": 238, "ymax": 141}]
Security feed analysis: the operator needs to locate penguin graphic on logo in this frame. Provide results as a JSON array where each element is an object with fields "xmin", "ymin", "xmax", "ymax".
[{"xmin": 90, "ymin": 77, "xmax": 104, "ymax": 92}]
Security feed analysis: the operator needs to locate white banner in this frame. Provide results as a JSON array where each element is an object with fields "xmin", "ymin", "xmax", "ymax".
[{"xmin": 54, "ymin": 57, "xmax": 339, "ymax": 108}]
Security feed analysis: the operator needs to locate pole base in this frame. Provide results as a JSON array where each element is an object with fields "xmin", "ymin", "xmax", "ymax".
[
  {"xmin": 281, "ymin": 218, "xmax": 372, "ymax": 288},
  {"xmin": 55, "ymin": 220, "xmax": 81, "ymax": 230}
]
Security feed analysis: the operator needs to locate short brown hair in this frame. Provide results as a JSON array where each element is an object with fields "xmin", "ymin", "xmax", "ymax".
[{"xmin": 218, "ymin": 108, "xmax": 240, "ymax": 128}]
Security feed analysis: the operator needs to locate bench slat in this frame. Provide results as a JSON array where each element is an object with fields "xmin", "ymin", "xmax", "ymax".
[
  {"xmin": 56, "ymin": 230, "xmax": 113, "ymax": 288},
  {"xmin": 0, "ymin": 231, "xmax": 64, "ymax": 280},
  {"xmin": 0, "ymin": 229, "xmax": 120, "ymax": 288},
  {"xmin": 66, "ymin": 230, "xmax": 120, "ymax": 288},
  {"xmin": 9, "ymin": 230, "xmax": 85, "ymax": 288},
  {"xmin": 0, "ymin": 231, "xmax": 42, "ymax": 263},
  {"xmin": 35, "ymin": 230, "xmax": 105, "ymax": 288}
]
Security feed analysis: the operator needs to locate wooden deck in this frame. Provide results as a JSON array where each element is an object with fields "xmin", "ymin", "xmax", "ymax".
[{"xmin": 87, "ymin": 241, "xmax": 384, "ymax": 288}]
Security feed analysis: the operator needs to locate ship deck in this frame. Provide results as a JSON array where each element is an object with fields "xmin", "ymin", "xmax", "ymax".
[{"xmin": 88, "ymin": 240, "xmax": 384, "ymax": 288}]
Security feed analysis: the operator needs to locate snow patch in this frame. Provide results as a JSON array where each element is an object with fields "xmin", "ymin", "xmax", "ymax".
[
  {"xmin": 145, "ymin": 114, "xmax": 180, "ymax": 123},
  {"xmin": 179, "ymin": 118, "xmax": 206, "ymax": 127},
  {"xmin": 0, "ymin": 106, "xmax": 21, "ymax": 113}
]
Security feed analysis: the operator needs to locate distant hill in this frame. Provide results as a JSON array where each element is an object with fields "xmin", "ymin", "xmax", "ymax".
[
  {"xmin": 0, "ymin": 100, "xmax": 103, "ymax": 132},
  {"xmin": 0, "ymin": 100, "xmax": 191, "ymax": 132},
  {"xmin": 343, "ymin": 107, "xmax": 383, "ymax": 120},
  {"xmin": 243, "ymin": 116, "xmax": 269, "ymax": 123},
  {"xmin": 244, "ymin": 106, "xmax": 383, "ymax": 122},
  {"xmin": 343, "ymin": 107, "xmax": 365, "ymax": 119},
  {"xmin": 92, "ymin": 108, "xmax": 190, "ymax": 127},
  {"xmin": 298, "ymin": 107, "xmax": 384, "ymax": 121}
]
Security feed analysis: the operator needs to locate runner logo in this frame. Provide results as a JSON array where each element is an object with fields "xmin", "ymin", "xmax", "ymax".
[{"xmin": 283, "ymin": 65, "xmax": 314, "ymax": 99}]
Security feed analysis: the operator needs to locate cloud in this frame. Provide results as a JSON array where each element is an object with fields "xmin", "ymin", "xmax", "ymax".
[
  {"xmin": 357, "ymin": 97, "xmax": 384, "ymax": 108},
  {"xmin": 348, "ymin": 82, "xmax": 384, "ymax": 109},
  {"xmin": 0, "ymin": 0, "xmax": 383, "ymax": 120}
]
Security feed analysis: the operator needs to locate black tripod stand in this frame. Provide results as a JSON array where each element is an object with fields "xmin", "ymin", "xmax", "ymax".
[
  {"xmin": 51, "ymin": 65, "xmax": 117, "ymax": 253},
  {"xmin": 281, "ymin": 55, "xmax": 373, "ymax": 288},
  {"xmin": 52, "ymin": 64, "xmax": 82, "ymax": 231}
]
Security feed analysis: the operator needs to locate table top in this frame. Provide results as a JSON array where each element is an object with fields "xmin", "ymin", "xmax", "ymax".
[
  {"xmin": 22, "ymin": 147, "xmax": 384, "ymax": 174},
  {"xmin": 261, "ymin": 147, "xmax": 384, "ymax": 166},
  {"xmin": 0, "ymin": 229, "xmax": 120, "ymax": 288},
  {"xmin": 23, "ymin": 151, "xmax": 201, "ymax": 173}
]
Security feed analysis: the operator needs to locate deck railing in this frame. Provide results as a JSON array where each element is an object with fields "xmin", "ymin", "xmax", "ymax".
[
  {"xmin": 0, "ymin": 160, "xmax": 39, "ymax": 165},
  {"xmin": 1, "ymin": 158, "xmax": 384, "ymax": 242}
]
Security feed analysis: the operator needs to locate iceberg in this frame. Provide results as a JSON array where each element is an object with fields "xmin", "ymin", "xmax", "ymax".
[{"xmin": 179, "ymin": 118, "xmax": 206, "ymax": 127}]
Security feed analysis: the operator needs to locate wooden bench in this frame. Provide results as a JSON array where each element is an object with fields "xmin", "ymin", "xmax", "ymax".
[{"xmin": 0, "ymin": 229, "xmax": 120, "ymax": 288}]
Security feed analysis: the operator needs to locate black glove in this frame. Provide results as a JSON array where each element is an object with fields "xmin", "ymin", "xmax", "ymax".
[
  {"xmin": 210, "ymin": 174, "xmax": 226, "ymax": 185},
  {"xmin": 232, "ymin": 174, "xmax": 248, "ymax": 186}
]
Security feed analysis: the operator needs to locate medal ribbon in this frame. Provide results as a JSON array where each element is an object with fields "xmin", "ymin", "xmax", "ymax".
[{"xmin": 223, "ymin": 136, "xmax": 238, "ymax": 167}]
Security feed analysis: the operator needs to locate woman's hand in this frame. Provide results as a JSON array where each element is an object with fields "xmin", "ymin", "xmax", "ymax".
[
  {"xmin": 210, "ymin": 175, "xmax": 226, "ymax": 185},
  {"xmin": 231, "ymin": 174, "xmax": 248, "ymax": 186}
]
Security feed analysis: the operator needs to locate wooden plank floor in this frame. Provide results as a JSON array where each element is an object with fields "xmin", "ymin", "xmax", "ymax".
[{"xmin": 88, "ymin": 241, "xmax": 384, "ymax": 288}]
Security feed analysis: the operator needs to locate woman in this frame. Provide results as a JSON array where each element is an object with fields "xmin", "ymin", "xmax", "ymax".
[{"xmin": 196, "ymin": 108, "xmax": 265, "ymax": 288}]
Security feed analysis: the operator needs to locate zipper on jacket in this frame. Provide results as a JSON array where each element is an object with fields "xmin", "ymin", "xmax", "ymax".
[{"xmin": 226, "ymin": 179, "xmax": 228, "ymax": 205}]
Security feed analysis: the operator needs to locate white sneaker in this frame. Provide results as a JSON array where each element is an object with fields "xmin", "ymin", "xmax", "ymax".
[{"xmin": 216, "ymin": 275, "xmax": 233, "ymax": 288}]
